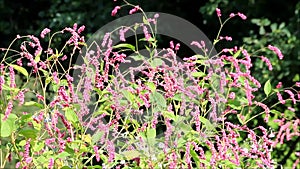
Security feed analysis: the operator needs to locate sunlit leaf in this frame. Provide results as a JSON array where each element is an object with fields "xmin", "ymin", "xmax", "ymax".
[
  {"xmin": 112, "ymin": 43, "xmax": 135, "ymax": 51},
  {"xmin": 9, "ymin": 64, "xmax": 29, "ymax": 78},
  {"xmin": 264, "ymin": 79, "xmax": 272, "ymax": 96}
]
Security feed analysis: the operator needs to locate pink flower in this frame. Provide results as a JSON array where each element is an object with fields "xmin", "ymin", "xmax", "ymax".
[
  {"xmin": 0, "ymin": 75, "xmax": 4, "ymax": 93},
  {"xmin": 102, "ymin": 33, "xmax": 110, "ymax": 47},
  {"xmin": 229, "ymin": 92, "xmax": 235, "ymax": 99},
  {"xmin": 237, "ymin": 12, "xmax": 247, "ymax": 20},
  {"xmin": 170, "ymin": 41, "xmax": 174, "ymax": 49},
  {"xmin": 53, "ymin": 71, "xmax": 59, "ymax": 84},
  {"xmin": 16, "ymin": 90, "xmax": 25, "ymax": 105},
  {"xmin": 60, "ymin": 55, "xmax": 67, "ymax": 61},
  {"xmin": 111, "ymin": 6, "xmax": 121, "ymax": 16},
  {"xmin": 48, "ymin": 158, "xmax": 54, "ymax": 169},
  {"xmin": 285, "ymin": 90, "xmax": 296, "ymax": 104},
  {"xmin": 268, "ymin": 45, "xmax": 284, "ymax": 60},
  {"xmin": 40, "ymin": 28, "xmax": 51, "ymax": 38},
  {"xmin": 175, "ymin": 43, "xmax": 180, "ymax": 50},
  {"xmin": 129, "ymin": 5, "xmax": 140, "ymax": 15},
  {"xmin": 295, "ymin": 82, "xmax": 300, "ymax": 87},
  {"xmin": 276, "ymin": 82, "xmax": 282, "ymax": 89},
  {"xmin": 77, "ymin": 25, "xmax": 85, "ymax": 34},
  {"xmin": 143, "ymin": 26, "xmax": 151, "ymax": 41},
  {"xmin": 229, "ymin": 13, "xmax": 235, "ymax": 18},
  {"xmin": 288, "ymin": 107, "xmax": 295, "ymax": 112},
  {"xmin": 9, "ymin": 66, "xmax": 16, "ymax": 88},
  {"xmin": 225, "ymin": 36, "xmax": 232, "ymax": 41},
  {"xmin": 3, "ymin": 100, "xmax": 13, "ymax": 121},
  {"xmin": 216, "ymin": 8, "xmax": 221, "ymax": 17},
  {"xmin": 260, "ymin": 56, "xmax": 273, "ymax": 70},
  {"xmin": 93, "ymin": 146, "xmax": 100, "ymax": 162},
  {"xmin": 17, "ymin": 58, "xmax": 22, "ymax": 66},
  {"xmin": 277, "ymin": 92, "xmax": 285, "ymax": 104},
  {"xmin": 36, "ymin": 93, "xmax": 45, "ymax": 102},
  {"xmin": 154, "ymin": 13, "xmax": 159, "ymax": 18}
]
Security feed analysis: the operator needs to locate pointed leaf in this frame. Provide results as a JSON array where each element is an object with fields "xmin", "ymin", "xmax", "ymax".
[
  {"xmin": 9, "ymin": 64, "xmax": 28, "ymax": 78},
  {"xmin": 264, "ymin": 80, "xmax": 272, "ymax": 96},
  {"xmin": 112, "ymin": 43, "xmax": 135, "ymax": 51}
]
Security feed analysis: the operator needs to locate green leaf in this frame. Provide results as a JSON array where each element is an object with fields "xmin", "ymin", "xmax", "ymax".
[
  {"xmin": 64, "ymin": 107, "xmax": 79, "ymax": 124},
  {"xmin": 162, "ymin": 111, "xmax": 176, "ymax": 121},
  {"xmin": 146, "ymin": 128, "xmax": 156, "ymax": 147},
  {"xmin": 121, "ymin": 89, "xmax": 135, "ymax": 103},
  {"xmin": 198, "ymin": 116, "xmax": 215, "ymax": 131},
  {"xmin": 146, "ymin": 128, "xmax": 156, "ymax": 139},
  {"xmin": 190, "ymin": 149, "xmax": 201, "ymax": 168},
  {"xmin": 270, "ymin": 109, "xmax": 281, "ymax": 115},
  {"xmin": 150, "ymin": 58, "xmax": 163, "ymax": 67},
  {"xmin": 143, "ymin": 16, "xmax": 149, "ymax": 25},
  {"xmin": 112, "ymin": 43, "xmax": 135, "ymax": 51},
  {"xmin": 92, "ymin": 131, "xmax": 104, "ymax": 144},
  {"xmin": 19, "ymin": 140, "xmax": 27, "ymax": 146},
  {"xmin": 129, "ymin": 54, "xmax": 145, "ymax": 61},
  {"xmin": 121, "ymin": 150, "xmax": 140, "ymax": 160},
  {"xmin": 191, "ymin": 72, "xmax": 206, "ymax": 78},
  {"xmin": 19, "ymin": 128, "xmax": 38, "ymax": 139},
  {"xmin": 56, "ymin": 152, "xmax": 70, "ymax": 159},
  {"xmin": 259, "ymin": 26, "xmax": 265, "ymax": 35},
  {"xmin": 33, "ymin": 142, "xmax": 44, "ymax": 152},
  {"xmin": 61, "ymin": 166, "xmax": 72, "ymax": 169},
  {"xmin": 264, "ymin": 80, "xmax": 272, "ymax": 96},
  {"xmin": 233, "ymin": 49, "xmax": 241, "ymax": 58},
  {"xmin": 150, "ymin": 92, "xmax": 166, "ymax": 108},
  {"xmin": 0, "ymin": 114, "xmax": 17, "ymax": 137},
  {"xmin": 34, "ymin": 52, "xmax": 41, "ymax": 63},
  {"xmin": 146, "ymin": 82, "xmax": 156, "ymax": 92},
  {"xmin": 9, "ymin": 64, "xmax": 29, "ymax": 78},
  {"xmin": 24, "ymin": 101, "xmax": 44, "ymax": 109}
]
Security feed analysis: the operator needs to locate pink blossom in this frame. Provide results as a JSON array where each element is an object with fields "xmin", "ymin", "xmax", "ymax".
[
  {"xmin": 237, "ymin": 12, "xmax": 247, "ymax": 20},
  {"xmin": 16, "ymin": 90, "xmax": 25, "ymax": 105},
  {"xmin": 102, "ymin": 33, "xmax": 110, "ymax": 47},
  {"xmin": 288, "ymin": 107, "xmax": 295, "ymax": 112},
  {"xmin": 0, "ymin": 75, "xmax": 4, "ymax": 93},
  {"xmin": 17, "ymin": 58, "xmax": 22, "ymax": 66},
  {"xmin": 77, "ymin": 25, "xmax": 85, "ymax": 34},
  {"xmin": 285, "ymin": 90, "xmax": 296, "ymax": 104},
  {"xmin": 229, "ymin": 13, "xmax": 235, "ymax": 18},
  {"xmin": 276, "ymin": 82, "xmax": 282, "ymax": 89},
  {"xmin": 48, "ymin": 158, "xmax": 54, "ymax": 169},
  {"xmin": 143, "ymin": 26, "xmax": 151, "ymax": 41},
  {"xmin": 276, "ymin": 92, "xmax": 286, "ymax": 104},
  {"xmin": 254, "ymin": 101, "xmax": 270, "ymax": 122},
  {"xmin": 216, "ymin": 8, "xmax": 221, "ymax": 17},
  {"xmin": 170, "ymin": 41, "xmax": 174, "ymax": 49},
  {"xmin": 129, "ymin": 5, "xmax": 140, "ymax": 15},
  {"xmin": 53, "ymin": 71, "xmax": 59, "ymax": 84},
  {"xmin": 40, "ymin": 28, "xmax": 51, "ymax": 38},
  {"xmin": 260, "ymin": 56, "xmax": 273, "ymax": 70},
  {"xmin": 225, "ymin": 36, "xmax": 232, "ymax": 41},
  {"xmin": 3, "ymin": 100, "xmax": 13, "ymax": 121},
  {"xmin": 36, "ymin": 93, "xmax": 45, "ymax": 102},
  {"xmin": 295, "ymin": 82, "xmax": 300, "ymax": 87},
  {"xmin": 154, "ymin": 13, "xmax": 159, "ymax": 18},
  {"xmin": 93, "ymin": 146, "xmax": 100, "ymax": 162},
  {"xmin": 229, "ymin": 92, "xmax": 235, "ymax": 99},
  {"xmin": 60, "ymin": 55, "xmax": 67, "ymax": 61},
  {"xmin": 119, "ymin": 27, "xmax": 128, "ymax": 42},
  {"xmin": 9, "ymin": 66, "xmax": 16, "ymax": 88},
  {"xmin": 175, "ymin": 43, "xmax": 180, "ymax": 50},
  {"xmin": 268, "ymin": 45, "xmax": 284, "ymax": 60}
]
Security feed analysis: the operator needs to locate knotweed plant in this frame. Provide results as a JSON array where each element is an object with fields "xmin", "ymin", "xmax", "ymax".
[{"xmin": 0, "ymin": 1, "xmax": 299, "ymax": 169}]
